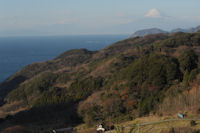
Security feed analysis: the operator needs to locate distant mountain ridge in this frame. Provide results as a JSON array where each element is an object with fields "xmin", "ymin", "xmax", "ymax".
[
  {"xmin": 131, "ymin": 25, "xmax": 200, "ymax": 37},
  {"xmin": 131, "ymin": 28, "xmax": 168, "ymax": 37}
]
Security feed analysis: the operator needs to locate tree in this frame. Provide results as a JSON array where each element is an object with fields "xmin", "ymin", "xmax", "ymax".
[{"xmin": 179, "ymin": 50, "xmax": 198, "ymax": 73}]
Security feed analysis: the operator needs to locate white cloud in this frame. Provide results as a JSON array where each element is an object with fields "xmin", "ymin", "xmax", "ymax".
[{"xmin": 145, "ymin": 8, "xmax": 161, "ymax": 18}]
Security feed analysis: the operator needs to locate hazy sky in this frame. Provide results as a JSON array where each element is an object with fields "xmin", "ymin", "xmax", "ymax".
[{"xmin": 0, "ymin": 0, "xmax": 200, "ymax": 36}]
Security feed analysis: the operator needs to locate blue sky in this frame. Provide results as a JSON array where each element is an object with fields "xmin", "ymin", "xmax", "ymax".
[{"xmin": 0, "ymin": 0, "xmax": 200, "ymax": 36}]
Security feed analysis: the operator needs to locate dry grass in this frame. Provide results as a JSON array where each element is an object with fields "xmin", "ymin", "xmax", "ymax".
[
  {"xmin": 78, "ymin": 129, "xmax": 96, "ymax": 133},
  {"xmin": 89, "ymin": 57, "xmax": 114, "ymax": 77},
  {"xmin": 160, "ymin": 127, "xmax": 199, "ymax": 133},
  {"xmin": 76, "ymin": 124, "xmax": 96, "ymax": 133},
  {"xmin": 111, "ymin": 115, "xmax": 200, "ymax": 133}
]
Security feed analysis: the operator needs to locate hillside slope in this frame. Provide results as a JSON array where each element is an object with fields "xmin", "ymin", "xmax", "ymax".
[{"xmin": 1, "ymin": 32, "xmax": 200, "ymax": 132}]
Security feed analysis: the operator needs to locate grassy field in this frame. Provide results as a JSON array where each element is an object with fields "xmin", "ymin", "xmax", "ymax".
[
  {"xmin": 76, "ymin": 115, "xmax": 200, "ymax": 133},
  {"xmin": 116, "ymin": 115, "xmax": 200, "ymax": 133}
]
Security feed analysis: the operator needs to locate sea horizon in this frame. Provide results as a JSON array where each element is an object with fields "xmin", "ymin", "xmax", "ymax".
[{"xmin": 0, "ymin": 34, "xmax": 129, "ymax": 82}]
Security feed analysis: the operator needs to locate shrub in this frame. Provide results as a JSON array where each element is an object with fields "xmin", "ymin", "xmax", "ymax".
[
  {"xmin": 188, "ymin": 68, "xmax": 200, "ymax": 82},
  {"xmin": 197, "ymin": 108, "xmax": 200, "ymax": 114},
  {"xmin": 69, "ymin": 77, "xmax": 104, "ymax": 101},
  {"xmin": 190, "ymin": 120, "xmax": 197, "ymax": 126},
  {"xmin": 169, "ymin": 128, "xmax": 175, "ymax": 133}
]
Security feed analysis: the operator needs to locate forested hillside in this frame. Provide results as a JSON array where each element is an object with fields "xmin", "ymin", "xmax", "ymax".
[{"xmin": 1, "ymin": 31, "xmax": 200, "ymax": 132}]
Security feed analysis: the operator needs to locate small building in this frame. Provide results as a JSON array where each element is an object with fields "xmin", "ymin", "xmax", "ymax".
[
  {"xmin": 177, "ymin": 113, "xmax": 186, "ymax": 119},
  {"xmin": 96, "ymin": 124, "xmax": 105, "ymax": 132}
]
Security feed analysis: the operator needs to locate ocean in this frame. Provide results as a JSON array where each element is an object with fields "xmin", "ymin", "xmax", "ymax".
[{"xmin": 0, "ymin": 35, "xmax": 128, "ymax": 82}]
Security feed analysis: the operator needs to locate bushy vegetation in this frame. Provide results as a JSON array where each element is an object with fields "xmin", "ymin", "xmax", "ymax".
[
  {"xmin": 34, "ymin": 76, "xmax": 104, "ymax": 106},
  {"xmin": 69, "ymin": 77, "xmax": 104, "ymax": 101},
  {"xmin": 115, "ymin": 54, "xmax": 179, "ymax": 115},
  {"xmin": 154, "ymin": 33, "xmax": 200, "ymax": 48},
  {"xmin": 34, "ymin": 87, "xmax": 69, "ymax": 106},
  {"xmin": 178, "ymin": 50, "xmax": 198, "ymax": 73},
  {"xmin": 78, "ymin": 91, "xmax": 124, "ymax": 126},
  {"xmin": 6, "ymin": 72, "xmax": 58, "ymax": 103},
  {"xmin": 118, "ymin": 54, "xmax": 179, "ymax": 87},
  {"xmin": 190, "ymin": 120, "xmax": 197, "ymax": 126},
  {"xmin": 179, "ymin": 50, "xmax": 199, "ymax": 87}
]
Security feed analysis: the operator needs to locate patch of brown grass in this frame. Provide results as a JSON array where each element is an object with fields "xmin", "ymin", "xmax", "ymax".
[
  {"xmin": 78, "ymin": 129, "xmax": 96, "ymax": 133},
  {"xmin": 160, "ymin": 127, "xmax": 199, "ymax": 133}
]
